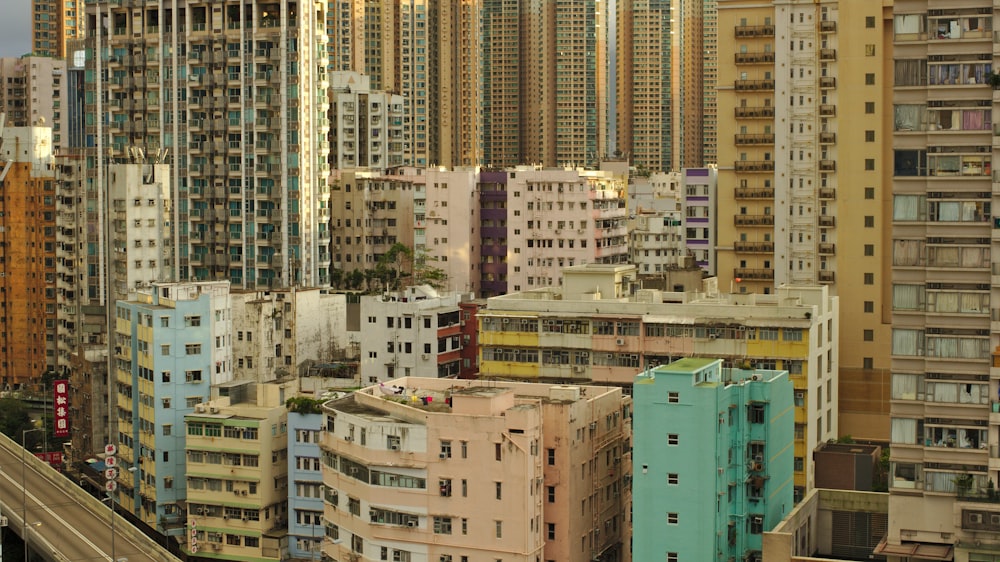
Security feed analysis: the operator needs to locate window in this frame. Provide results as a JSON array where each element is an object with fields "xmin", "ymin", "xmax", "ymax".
[
  {"xmin": 864, "ymin": 330, "xmax": 874, "ymax": 341},
  {"xmin": 783, "ymin": 329, "xmax": 803, "ymax": 342},
  {"xmin": 864, "ymin": 244, "xmax": 874, "ymax": 256},
  {"xmin": 865, "ymin": 73, "xmax": 875, "ymax": 85},
  {"xmin": 185, "ymin": 315, "xmax": 202, "ymax": 327},
  {"xmin": 864, "ymin": 301, "xmax": 875, "ymax": 313},
  {"xmin": 748, "ymin": 403, "xmax": 766, "ymax": 424},
  {"xmin": 161, "ymin": 344, "xmax": 170, "ymax": 356},
  {"xmin": 865, "ymin": 187, "xmax": 875, "ymax": 199},
  {"xmin": 495, "ymin": 520, "xmax": 503, "ymax": 538},
  {"xmin": 547, "ymin": 486, "xmax": 555, "ymax": 502},
  {"xmin": 864, "ymin": 273, "xmax": 874, "ymax": 285},
  {"xmin": 865, "ymin": 130, "xmax": 875, "ymax": 142},
  {"xmin": 547, "ymin": 448, "xmax": 555, "ymax": 465},
  {"xmin": 547, "ymin": 523, "xmax": 556, "ymax": 540},
  {"xmin": 667, "ymin": 392, "xmax": 679, "ymax": 404},
  {"xmin": 865, "ymin": 216, "xmax": 875, "ymax": 227},
  {"xmin": 667, "ymin": 513, "xmax": 678, "ymax": 525},
  {"xmin": 866, "ymin": 15, "xmax": 875, "ymax": 28},
  {"xmin": 863, "ymin": 357, "xmax": 874, "ymax": 369},
  {"xmin": 433, "ymin": 517, "xmax": 453, "ymax": 535},
  {"xmin": 865, "ymin": 44, "xmax": 876, "ymax": 56},
  {"xmin": 667, "ymin": 434, "xmax": 679, "ymax": 446},
  {"xmin": 668, "ymin": 554, "xmax": 678, "ymax": 562},
  {"xmin": 865, "ymin": 159, "xmax": 875, "ymax": 171},
  {"xmin": 495, "ymin": 482, "xmax": 502, "ymax": 500},
  {"xmin": 185, "ymin": 344, "xmax": 202, "ymax": 355},
  {"xmin": 865, "ymin": 102, "xmax": 875, "ymax": 114},
  {"xmin": 794, "ymin": 457, "xmax": 804, "ymax": 471},
  {"xmin": 667, "ymin": 473, "xmax": 679, "ymax": 485},
  {"xmin": 440, "ymin": 441, "xmax": 452, "ymax": 458}
]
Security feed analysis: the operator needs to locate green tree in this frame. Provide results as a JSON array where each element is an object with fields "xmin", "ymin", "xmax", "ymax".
[
  {"xmin": 414, "ymin": 251, "xmax": 448, "ymax": 290},
  {"xmin": 0, "ymin": 397, "xmax": 39, "ymax": 447},
  {"xmin": 376, "ymin": 243, "xmax": 414, "ymax": 291}
]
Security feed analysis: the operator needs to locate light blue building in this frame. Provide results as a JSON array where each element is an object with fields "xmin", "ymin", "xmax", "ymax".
[
  {"xmin": 113, "ymin": 281, "xmax": 231, "ymax": 535},
  {"xmin": 632, "ymin": 357, "xmax": 794, "ymax": 562},
  {"xmin": 286, "ymin": 405, "xmax": 325, "ymax": 560}
]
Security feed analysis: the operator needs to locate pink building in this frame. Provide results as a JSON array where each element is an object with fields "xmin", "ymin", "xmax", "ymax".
[{"xmin": 320, "ymin": 377, "xmax": 631, "ymax": 562}]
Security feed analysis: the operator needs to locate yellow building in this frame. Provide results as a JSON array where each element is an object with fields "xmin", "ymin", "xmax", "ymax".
[
  {"xmin": 31, "ymin": 0, "xmax": 84, "ymax": 58},
  {"xmin": 183, "ymin": 381, "xmax": 294, "ymax": 562},
  {"xmin": 715, "ymin": 0, "xmax": 893, "ymax": 441},
  {"xmin": 478, "ymin": 263, "xmax": 838, "ymax": 496}
]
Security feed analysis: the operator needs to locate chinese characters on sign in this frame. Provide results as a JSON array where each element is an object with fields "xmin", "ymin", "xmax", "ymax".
[{"xmin": 53, "ymin": 379, "xmax": 69, "ymax": 438}]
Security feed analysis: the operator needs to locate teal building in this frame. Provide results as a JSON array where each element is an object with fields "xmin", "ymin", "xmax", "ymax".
[{"xmin": 632, "ymin": 357, "xmax": 794, "ymax": 562}]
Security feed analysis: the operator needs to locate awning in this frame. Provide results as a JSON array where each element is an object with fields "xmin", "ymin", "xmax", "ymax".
[{"xmin": 873, "ymin": 538, "xmax": 954, "ymax": 561}]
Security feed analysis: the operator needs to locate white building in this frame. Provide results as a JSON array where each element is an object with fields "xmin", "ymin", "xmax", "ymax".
[
  {"xmin": 424, "ymin": 166, "xmax": 479, "ymax": 293},
  {"xmin": 328, "ymin": 71, "xmax": 406, "ymax": 172},
  {"xmin": 357, "ymin": 285, "xmax": 473, "ymax": 382},
  {"xmin": 628, "ymin": 171, "xmax": 681, "ymax": 215},
  {"xmin": 108, "ymin": 163, "xmax": 173, "ymax": 299},
  {"xmin": 628, "ymin": 211, "xmax": 686, "ymax": 275},
  {"xmin": 230, "ymin": 287, "xmax": 352, "ymax": 382},
  {"xmin": 681, "ymin": 166, "xmax": 718, "ymax": 274}
]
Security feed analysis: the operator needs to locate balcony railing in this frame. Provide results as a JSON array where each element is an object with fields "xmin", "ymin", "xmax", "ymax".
[
  {"xmin": 734, "ymin": 215, "xmax": 775, "ymax": 226},
  {"xmin": 820, "ymin": 49, "xmax": 837, "ymax": 61},
  {"xmin": 734, "ymin": 187, "xmax": 775, "ymax": 199},
  {"xmin": 818, "ymin": 215, "xmax": 836, "ymax": 227},
  {"xmin": 820, "ymin": 20, "xmax": 837, "ymax": 33},
  {"xmin": 818, "ymin": 187, "xmax": 836, "ymax": 199},
  {"xmin": 819, "ymin": 271, "xmax": 836, "ymax": 282},
  {"xmin": 735, "ymin": 106, "xmax": 775, "ymax": 119},
  {"xmin": 735, "ymin": 134, "xmax": 775, "ymax": 145},
  {"xmin": 819, "ymin": 160, "xmax": 836, "ymax": 171},
  {"xmin": 819, "ymin": 105, "xmax": 836, "ymax": 117},
  {"xmin": 734, "ymin": 161, "xmax": 775, "ymax": 172},
  {"xmin": 820, "ymin": 77, "xmax": 836, "ymax": 89},
  {"xmin": 734, "ymin": 268, "xmax": 775, "ymax": 280},
  {"xmin": 735, "ymin": 52, "xmax": 776, "ymax": 64},
  {"xmin": 735, "ymin": 79, "xmax": 775, "ymax": 91},
  {"xmin": 734, "ymin": 25, "xmax": 775, "ymax": 38},
  {"xmin": 733, "ymin": 242, "xmax": 775, "ymax": 253},
  {"xmin": 819, "ymin": 132, "xmax": 836, "ymax": 144},
  {"xmin": 819, "ymin": 243, "xmax": 836, "ymax": 254}
]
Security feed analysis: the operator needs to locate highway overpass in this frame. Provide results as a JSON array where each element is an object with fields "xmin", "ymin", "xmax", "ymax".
[{"xmin": 0, "ymin": 431, "xmax": 180, "ymax": 562}]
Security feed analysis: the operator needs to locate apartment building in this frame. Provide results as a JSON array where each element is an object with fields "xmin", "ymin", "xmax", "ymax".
[
  {"xmin": 682, "ymin": 166, "xmax": 718, "ymax": 273},
  {"xmin": 716, "ymin": 0, "xmax": 893, "ymax": 441},
  {"xmin": 332, "ymin": 168, "xmax": 416, "ymax": 279},
  {"xmin": 424, "ymin": 166, "xmax": 480, "ymax": 293},
  {"xmin": 113, "ymin": 281, "xmax": 231, "ymax": 531},
  {"xmin": 319, "ymin": 377, "xmax": 631, "ymax": 562},
  {"xmin": 0, "ymin": 57, "xmax": 69, "ymax": 153},
  {"xmin": 182, "ymin": 381, "xmax": 294, "ymax": 561},
  {"xmin": 229, "ymin": 288, "xmax": 351, "ymax": 383},
  {"xmin": 84, "ymin": 0, "xmax": 330, "ymax": 289},
  {"xmin": 327, "ymin": 71, "xmax": 406, "ymax": 171},
  {"xmin": 633, "ymin": 358, "xmax": 794, "ymax": 562},
  {"xmin": 628, "ymin": 211, "xmax": 686, "ymax": 275},
  {"xmin": 31, "ymin": 0, "xmax": 84, "ymax": 58},
  {"xmin": 326, "ymin": 0, "xmax": 478, "ymax": 167},
  {"xmin": 479, "ymin": 263, "xmax": 838, "ymax": 493},
  {"xmin": 703, "ymin": 0, "xmax": 719, "ymax": 164},
  {"xmin": 881, "ymin": 1, "xmax": 1000, "ymax": 559},
  {"xmin": 357, "ymin": 285, "xmax": 474, "ymax": 382},
  {"xmin": 0, "ymin": 125, "xmax": 57, "ymax": 390},
  {"xmin": 481, "ymin": 0, "xmax": 606, "ymax": 167},
  {"xmin": 287, "ymin": 402, "xmax": 325, "ymax": 561}
]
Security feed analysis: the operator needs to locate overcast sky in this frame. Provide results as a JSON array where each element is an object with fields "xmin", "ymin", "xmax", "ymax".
[{"xmin": 0, "ymin": 1, "xmax": 32, "ymax": 58}]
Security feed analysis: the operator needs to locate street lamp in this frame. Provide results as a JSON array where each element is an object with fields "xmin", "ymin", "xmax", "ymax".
[
  {"xmin": 21, "ymin": 427, "xmax": 43, "ymax": 562},
  {"xmin": 104, "ymin": 466, "xmax": 137, "ymax": 562}
]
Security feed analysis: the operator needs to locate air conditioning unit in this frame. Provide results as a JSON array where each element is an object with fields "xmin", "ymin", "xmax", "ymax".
[
  {"xmin": 240, "ymin": 490, "xmax": 247, "ymax": 496},
  {"xmin": 439, "ymin": 453, "xmax": 448, "ymax": 459},
  {"xmin": 573, "ymin": 366, "xmax": 585, "ymax": 373},
  {"xmin": 753, "ymin": 462, "xmax": 764, "ymax": 472},
  {"xmin": 223, "ymin": 515, "xmax": 229, "ymax": 520},
  {"xmin": 589, "ymin": 422, "xmax": 598, "ymax": 430},
  {"xmin": 753, "ymin": 516, "xmax": 763, "ymax": 525},
  {"xmin": 195, "ymin": 405, "xmax": 206, "ymax": 413},
  {"xmin": 242, "ymin": 516, "xmax": 248, "ymax": 522},
  {"xmin": 750, "ymin": 374, "xmax": 761, "ymax": 382},
  {"xmin": 407, "ymin": 521, "xmax": 417, "ymax": 527},
  {"xmin": 344, "ymin": 436, "xmax": 353, "ymax": 442},
  {"xmin": 389, "ymin": 444, "xmax": 400, "ymax": 450},
  {"xmin": 209, "ymin": 406, "xmax": 219, "ymax": 414},
  {"xmin": 615, "ymin": 338, "xmax": 625, "ymax": 346},
  {"xmin": 212, "ymin": 543, "xmax": 221, "ymax": 551}
]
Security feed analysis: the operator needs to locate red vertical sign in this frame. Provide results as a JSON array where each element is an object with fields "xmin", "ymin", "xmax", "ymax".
[{"xmin": 53, "ymin": 379, "xmax": 69, "ymax": 438}]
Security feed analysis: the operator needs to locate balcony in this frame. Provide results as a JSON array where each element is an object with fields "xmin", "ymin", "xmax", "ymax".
[
  {"xmin": 819, "ymin": 132, "xmax": 836, "ymax": 144},
  {"xmin": 819, "ymin": 105, "xmax": 836, "ymax": 117},
  {"xmin": 733, "ymin": 268, "xmax": 775, "ymax": 281},
  {"xmin": 734, "ymin": 25, "xmax": 775, "ymax": 38},
  {"xmin": 734, "ymin": 215, "xmax": 775, "ymax": 227},
  {"xmin": 734, "ymin": 161, "xmax": 775, "ymax": 173},
  {"xmin": 735, "ymin": 79, "xmax": 775, "ymax": 92},
  {"xmin": 735, "ymin": 52, "xmax": 776, "ymax": 64},
  {"xmin": 818, "ymin": 187, "xmax": 836, "ymax": 199},
  {"xmin": 735, "ymin": 134, "xmax": 775, "ymax": 146},
  {"xmin": 819, "ymin": 243, "xmax": 836, "ymax": 255},
  {"xmin": 735, "ymin": 106, "xmax": 775, "ymax": 119},
  {"xmin": 733, "ymin": 241, "xmax": 775, "ymax": 253},
  {"xmin": 818, "ymin": 271, "xmax": 836, "ymax": 283},
  {"xmin": 818, "ymin": 215, "xmax": 836, "ymax": 227},
  {"xmin": 819, "ymin": 160, "xmax": 836, "ymax": 171},
  {"xmin": 820, "ymin": 49, "xmax": 837, "ymax": 61},
  {"xmin": 734, "ymin": 187, "xmax": 775, "ymax": 199},
  {"xmin": 820, "ymin": 77, "xmax": 836, "ymax": 89},
  {"xmin": 820, "ymin": 20, "xmax": 837, "ymax": 33}
]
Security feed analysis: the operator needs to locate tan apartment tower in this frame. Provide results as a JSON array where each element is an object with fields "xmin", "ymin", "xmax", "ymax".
[
  {"xmin": 326, "ymin": 0, "xmax": 479, "ymax": 167},
  {"xmin": 715, "ymin": 0, "xmax": 892, "ymax": 441},
  {"xmin": 881, "ymin": 0, "xmax": 1000, "ymax": 559},
  {"xmin": 32, "ymin": 0, "xmax": 85, "ymax": 58}
]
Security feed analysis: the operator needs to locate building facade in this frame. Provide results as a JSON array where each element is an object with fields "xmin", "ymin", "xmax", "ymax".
[
  {"xmin": 113, "ymin": 281, "xmax": 231, "ymax": 531},
  {"xmin": 286, "ymin": 405, "xmax": 325, "ymax": 561},
  {"xmin": 0, "ymin": 57, "xmax": 69, "ymax": 153},
  {"xmin": 883, "ymin": 0, "xmax": 1000, "ymax": 559},
  {"xmin": 682, "ymin": 166, "xmax": 718, "ymax": 273},
  {"xmin": 84, "ymin": 0, "xmax": 331, "ymax": 289},
  {"xmin": 0, "ymin": 125, "xmax": 58, "ymax": 390},
  {"xmin": 327, "ymin": 71, "xmax": 406, "ymax": 171},
  {"xmin": 319, "ymin": 377, "xmax": 631, "ymax": 562},
  {"xmin": 31, "ymin": 0, "xmax": 84, "ymax": 58},
  {"xmin": 479, "ymin": 263, "xmax": 838, "ymax": 493},
  {"xmin": 633, "ymin": 358, "xmax": 794, "ymax": 562}
]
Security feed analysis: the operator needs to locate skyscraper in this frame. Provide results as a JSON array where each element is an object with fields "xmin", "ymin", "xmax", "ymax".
[
  {"xmin": 715, "ymin": 0, "xmax": 892, "ymax": 440},
  {"xmin": 31, "ymin": 0, "xmax": 85, "ymax": 58},
  {"xmin": 84, "ymin": 0, "xmax": 331, "ymax": 290},
  {"xmin": 881, "ymin": 1, "xmax": 1000, "ymax": 558}
]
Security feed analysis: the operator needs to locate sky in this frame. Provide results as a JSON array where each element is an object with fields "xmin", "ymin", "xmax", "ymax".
[{"xmin": 0, "ymin": 1, "xmax": 32, "ymax": 58}]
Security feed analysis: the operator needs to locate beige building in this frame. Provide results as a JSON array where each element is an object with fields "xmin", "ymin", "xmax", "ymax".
[
  {"xmin": 479, "ymin": 263, "xmax": 838, "ymax": 495},
  {"xmin": 715, "ymin": 0, "xmax": 893, "ymax": 441},
  {"xmin": 0, "ymin": 56, "xmax": 69, "ymax": 153},
  {"xmin": 182, "ymin": 381, "xmax": 295, "ymax": 561},
  {"xmin": 883, "ymin": 0, "xmax": 1000, "ymax": 560},
  {"xmin": 31, "ymin": 0, "xmax": 84, "ymax": 58},
  {"xmin": 319, "ymin": 377, "xmax": 631, "ymax": 562},
  {"xmin": 763, "ymin": 488, "xmax": 888, "ymax": 561}
]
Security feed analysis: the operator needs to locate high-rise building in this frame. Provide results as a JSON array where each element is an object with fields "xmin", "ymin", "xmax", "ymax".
[
  {"xmin": 0, "ymin": 125, "xmax": 58, "ymax": 390},
  {"xmin": 31, "ymin": 0, "xmax": 84, "ymax": 58},
  {"xmin": 286, "ymin": 399, "xmax": 326, "ymax": 561},
  {"xmin": 632, "ymin": 358, "xmax": 794, "ymax": 562},
  {"xmin": 482, "ymin": 0, "xmax": 607, "ymax": 168},
  {"xmin": 479, "ymin": 264, "xmax": 839, "ymax": 494},
  {"xmin": 84, "ymin": 0, "xmax": 331, "ymax": 289},
  {"xmin": 881, "ymin": 1, "xmax": 1000, "ymax": 559},
  {"xmin": 113, "ymin": 281, "xmax": 232, "ymax": 531},
  {"xmin": 714, "ymin": 0, "xmax": 892, "ymax": 441},
  {"xmin": 327, "ymin": 71, "xmax": 406, "ymax": 171},
  {"xmin": 0, "ymin": 57, "xmax": 69, "ymax": 153},
  {"xmin": 326, "ymin": 0, "xmax": 479, "ymax": 167},
  {"xmin": 319, "ymin": 377, "xmax": 631, "ymax": 562}
]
